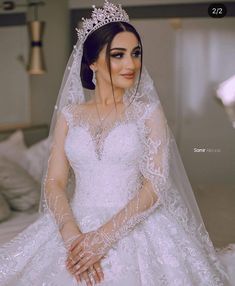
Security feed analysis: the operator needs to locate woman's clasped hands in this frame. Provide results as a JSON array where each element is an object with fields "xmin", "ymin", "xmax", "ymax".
[{"xmin": 66, "ymin": 229, "xmax": 111, "ymax": 285}]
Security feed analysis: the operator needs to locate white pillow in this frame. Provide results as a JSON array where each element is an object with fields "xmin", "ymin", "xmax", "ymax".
[
  {"xmin": 0, "ymin": 192, "xmax": 11, "ymax": 222},
  {"xmin": 23, "ymin": 137, "xmax": 50, "ymax": 183},
  {"xmin": 0, "ymin": 156, "xmax": 40, "ymax": 211},
  {"xmin": 0, "ymin": 130, "xmax": 27, "ymax": 168}
]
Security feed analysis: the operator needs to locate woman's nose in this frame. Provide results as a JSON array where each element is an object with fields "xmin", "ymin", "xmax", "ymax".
[{"xmin": 124, "ymin": 56, "xmax": 135, "ymax": 69}]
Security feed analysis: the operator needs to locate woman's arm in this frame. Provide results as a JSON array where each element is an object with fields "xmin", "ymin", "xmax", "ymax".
[
  {"xmin": 47, "ymin": 107, "xmax": 106, "ymax": 285},
  {"xmin": 43, "ymin": 108, "xmax": 81, "ymax": 248}
]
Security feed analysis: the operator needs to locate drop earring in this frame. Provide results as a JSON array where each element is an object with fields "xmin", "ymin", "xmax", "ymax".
[{"xmin": 92, "ymin": 70, "xmax": 96, "ymax": 86}]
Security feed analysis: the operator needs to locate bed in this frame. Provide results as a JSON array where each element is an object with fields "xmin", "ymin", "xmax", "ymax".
[{"xmin": 0, "ymin": 124, "xmax": 49, "ymax": 246}]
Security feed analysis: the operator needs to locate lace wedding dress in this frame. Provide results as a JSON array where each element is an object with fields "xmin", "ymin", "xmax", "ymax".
[{"xmin": 0, "ymin": 101, "xmax": 234, "ymax": 286}]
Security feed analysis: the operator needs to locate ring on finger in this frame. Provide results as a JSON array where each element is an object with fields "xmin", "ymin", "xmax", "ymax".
[{"xmin": 78, "ymin": 252, "xmax": 83, "ymax": 259}]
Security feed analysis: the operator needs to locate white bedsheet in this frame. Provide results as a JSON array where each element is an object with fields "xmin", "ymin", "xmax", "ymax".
[{"xmin": 0, "ymin": 211, "xmax": 39, "ymax": 246}]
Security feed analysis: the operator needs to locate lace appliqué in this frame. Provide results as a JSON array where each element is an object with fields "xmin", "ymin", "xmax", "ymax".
[{"xmin": 61, "ymin": 103, "xmax": 138, "ymax": 161}]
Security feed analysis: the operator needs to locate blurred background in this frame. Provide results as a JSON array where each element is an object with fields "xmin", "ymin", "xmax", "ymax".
[{"xmin": 0, "ymin": 0, "xmax": 234, "ymax": 248}]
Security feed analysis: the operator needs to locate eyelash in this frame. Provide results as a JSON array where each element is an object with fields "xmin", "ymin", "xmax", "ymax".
[{"xmin": 110, "ymin": 51, "xmax": 142, "ymax": 59}]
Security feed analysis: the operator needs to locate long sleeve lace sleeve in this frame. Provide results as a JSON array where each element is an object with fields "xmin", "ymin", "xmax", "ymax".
[
  {"xmin": 97, "ymin": 102, "xmax": 170, "ymax": 251},
  {"xmin": 43, "ymin": 107, "xmax": 81, "ymax": 248}
]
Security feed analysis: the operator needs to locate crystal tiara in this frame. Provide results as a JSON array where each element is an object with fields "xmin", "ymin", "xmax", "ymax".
[{"xmin": 76, "ymin": 0, "xmax": 130, "ymax": 44}]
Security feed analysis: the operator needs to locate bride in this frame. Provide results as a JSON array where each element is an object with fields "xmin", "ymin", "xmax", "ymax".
[{"xmin": 0, "ymin": 1, "xmax": 234, "ymax": 285}]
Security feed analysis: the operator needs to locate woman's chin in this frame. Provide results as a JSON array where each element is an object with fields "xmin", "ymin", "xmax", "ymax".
[{"xmin": 116, "ymin": 80, "xmax": 136, "ymax": 89}]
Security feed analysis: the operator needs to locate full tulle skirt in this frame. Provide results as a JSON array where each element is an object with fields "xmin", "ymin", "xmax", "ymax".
[{"xmin": 0, "ymin": 205, "xmax": 234, "ymax": 286}]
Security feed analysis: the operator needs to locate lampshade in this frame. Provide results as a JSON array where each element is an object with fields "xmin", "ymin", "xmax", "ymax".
[
  {"xmin": 216, "ymin": 75, "xmax": 235, "ymax": 128},
  {"xmin": 27, "ymin": 20, "xmax": 46, "ymax": 75}
]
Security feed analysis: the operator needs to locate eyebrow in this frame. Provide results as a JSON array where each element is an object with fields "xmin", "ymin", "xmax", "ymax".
[{"xmin": 110, "ymin": 45, "xmax": 141, "ymax": 52}]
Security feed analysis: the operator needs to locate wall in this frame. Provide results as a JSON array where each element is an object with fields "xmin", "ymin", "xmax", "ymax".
[
  {"xmin": 30, "ymin": 0, "xmax": 69, "ymax": 124},
  {"xmin": 174, "ymin": 18, "xmax": 235, "ymax": 185},
  {"xmin": 0, "ymin": 0, "xmax": 69, "ymax": 125},
  {"xmin": 0, "ymin": 26, "xmax": 30, "ymax": 125}
]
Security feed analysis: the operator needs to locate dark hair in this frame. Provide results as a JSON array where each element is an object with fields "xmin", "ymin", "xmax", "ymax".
[{"xmin": 80, "ymin": 21, "xmax": 143, "ymax": 93}]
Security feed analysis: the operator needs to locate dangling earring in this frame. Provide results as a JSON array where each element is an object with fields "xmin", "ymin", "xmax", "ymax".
[{"xmin": 92, "ymin": 70, "xmax": 96, "ymax": 86}]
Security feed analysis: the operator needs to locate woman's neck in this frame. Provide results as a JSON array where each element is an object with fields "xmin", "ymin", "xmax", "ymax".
[{"xmin": 94, "ymin": 82, "xmax": 124, "ymax": 107}]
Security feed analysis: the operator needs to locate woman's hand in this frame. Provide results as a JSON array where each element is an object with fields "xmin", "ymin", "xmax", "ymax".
[
  {"xmin": 72, "ymin": 261, "xmax": 104, "ymax": 286},
  {"xmin": 66, "ymin": 230, "xmax": 110, "ymax": 277}
]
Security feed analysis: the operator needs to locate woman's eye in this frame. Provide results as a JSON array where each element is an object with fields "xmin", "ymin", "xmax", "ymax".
[
  {"xmin": 110, "ymin": 53, "xmax": 124, "ymax": 59},
  {"xmin": 110, "ymin": 51, "xmax": 141, "ymax": 59},
  {"xmin": 132, "ymin": 50, "xmax": 141, "ymax": 58}
]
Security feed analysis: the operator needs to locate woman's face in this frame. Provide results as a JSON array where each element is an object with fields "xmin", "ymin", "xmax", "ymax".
[{"xmin": 91, "ymin": 31, "xmax": 142, "ymax": 90}]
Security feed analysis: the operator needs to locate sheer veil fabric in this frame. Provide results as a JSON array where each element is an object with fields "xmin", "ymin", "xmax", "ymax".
[{"xmin": 35, "ymin": 20, "xmax": 235, "ymax": 284}]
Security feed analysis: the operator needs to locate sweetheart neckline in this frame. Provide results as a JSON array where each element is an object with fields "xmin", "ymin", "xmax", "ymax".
[{"xmin": 66, "ymin": 121, "xmax": 136, "ymax": 161}]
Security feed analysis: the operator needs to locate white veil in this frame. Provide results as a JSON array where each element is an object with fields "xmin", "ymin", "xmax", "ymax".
[{"xmin": 38, "ymin": 3, "xmax": 230, "ymax": 284}]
